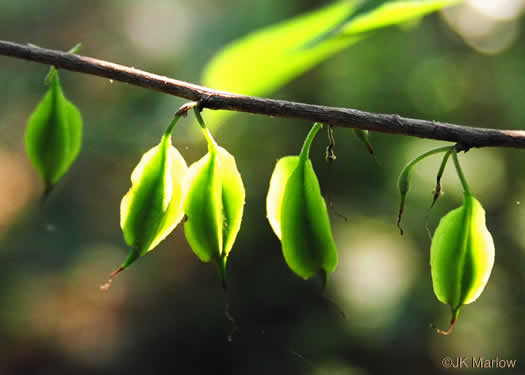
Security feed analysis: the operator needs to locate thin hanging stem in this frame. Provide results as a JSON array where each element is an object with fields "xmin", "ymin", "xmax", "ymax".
[
  {"xmin": 165, "ymin": 101, "xmax": 201, "ymax": 137},
  {"xmin": 451, "ymin": 148, "xmax": 471, "ymax": 195},
  {"xmin": 396, "ymin": 145, "xmax": 454, "ymax": 235},
  {"xmin": 44, "ymin": 43, "xmax": 81, "ymax": 84},
  {"xmin": 163, "ymin": 114, "xmax": 182, "ymax": 137},
  {"xmin": 193, "ymin": 106, "xmax": 207, "ymax": 129},
  {"xmin": 403, "ymin": 145, "xmax": 454, "ymax": 172},
  {"xmin": 193, "ymin": 107, "xmax": 217, "ymax": 150},
  {"xmin": 300, "ymin": 123, "xmax": 323, "ymax": 162}
]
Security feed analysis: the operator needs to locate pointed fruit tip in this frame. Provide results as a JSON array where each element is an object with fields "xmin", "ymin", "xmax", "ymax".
[
  {"xmin": 99, "ymin": 267, "xmax": 124, "ymax": 291},
  {"xmin": 40, "ymin": 184, "xmax": 54, "ymax": 205},
  {"xmin": 215, "ymin": 256, "xmax": 228, "ymax": 291},
  {"xmin": 319, "ymin": 269, "xmax": 328, "ymax": 291},
  {"xmin": 99, "ymin": 280, "xmax": 112, "ymax": 291},
  {"xmin": 431, "ymin": 316, "xmax": 457, "ymax": 336}
]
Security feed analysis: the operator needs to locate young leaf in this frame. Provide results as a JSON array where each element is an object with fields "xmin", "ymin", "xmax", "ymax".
[
  {"xmin": 202, "ymin": 0, "xmax": 459, "ymax": 127},
  {"xmin": 25, "ymin": 70, "xmax": 83, "ymax": 194},
  {"xmin": 203, "ymin": 1, "xmax": 354, "ymax": 96},
  {"xmin": 102, "ymin": 131, "xmax": 188, "ymax": 289},
  {"xmin": 266, "ymin": 123, "xmax": 337, "ymax": 283},
  {"xmin": 430, "ymin": 193, "xmax": 495, "ymax": 334},
  {"xmin": 340, "ymin": 0, "xmax": 460, "ymax": 36},
  {"xmin": 183, "ymin": 123, "xmax": 245, "ymax": 287}
]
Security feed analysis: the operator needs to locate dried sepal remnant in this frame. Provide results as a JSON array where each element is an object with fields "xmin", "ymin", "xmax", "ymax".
[
  {"xmin": 182, "ymin": 112, "xmax": 245, "ymax": 287},
  {"xmin": 25, "ymin": 69, "xmax": 82, "ymax": 195},
  {"xmin": 267, "ymin": 123, "xmax": 337, "ymax": 284}
]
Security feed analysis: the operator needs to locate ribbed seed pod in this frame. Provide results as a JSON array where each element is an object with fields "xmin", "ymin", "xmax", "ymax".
[
  {"xmin": 102, "ymin": 129, "xmax": 188, "ymax": 289},
  {"xmin": 430, "ymin": 193, "xmax": 495, "ymax": 334},
  {"xmin": 25, "ymin": 69, "xmax": 82, "ymax": 195},
  {"xmin": 266, "ymin": 123, "xmax": 337, "ymax": 284},
  {"xmin": 182, "ymin": 126, "xmax": 245, "ymax": 287}
]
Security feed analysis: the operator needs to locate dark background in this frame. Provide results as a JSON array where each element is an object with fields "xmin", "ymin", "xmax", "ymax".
[{"xmin": 0, "ymin": 1, "xmax": 524, "ymax": 374}]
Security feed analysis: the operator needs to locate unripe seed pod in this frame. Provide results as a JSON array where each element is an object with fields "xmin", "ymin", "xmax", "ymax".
[
  {"xmin": 25, "ymin": 69, "xmax": 82, "ymax": 195},
  {"xmin": 182, "ymin": 127, "xmax": 245, "ymax": 287},
  {"xmin": 430, "ymin": 193, "xmax": 495, "ymax": 334},
  {"xmin": 267, "ymin": 123, "xmax": 337, "ymax": 283},
  {"xmin": 102, "ymin": 132, "xmax": 187, "ymax": 289}
]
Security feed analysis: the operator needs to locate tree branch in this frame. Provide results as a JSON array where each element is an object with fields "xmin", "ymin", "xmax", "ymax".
[{"xmin": 1, "ymin": 40, "xmax": 524, "ymax": 149}]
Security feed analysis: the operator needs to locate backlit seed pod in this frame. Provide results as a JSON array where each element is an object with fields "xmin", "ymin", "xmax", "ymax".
[
  {"xmin": 267, "ymin": 123, "xmax": 337, "ymax": 284},
  {"xmin": 101, "ymin": 131, "xmax": 188, "ymax": 289},
  {"xmin": 182, "ymin": 126, "xmax": 245, "ymax": 287},
  {"xmin": 430, "ymin": 193, "xmax": 495, "ymax": 334},
  {"xmin": 25, "ymin": 69, "xmax": 82, "ymax": 195}
]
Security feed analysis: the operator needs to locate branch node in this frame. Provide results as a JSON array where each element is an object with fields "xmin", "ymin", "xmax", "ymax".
[
  {"xmin": 198, "ymin": 94, "xmax": 214, "ymax": 110},
  {"xmin": 392, "ymin": 114, "xmax": 403, "ymax": 126},
  {"xmin": 175, "ymin": 101, "xmax": 198, "ymax": 117},
  {"xmin": 455, "ymin": 143, "xmax": 471, "ymax": 154}
]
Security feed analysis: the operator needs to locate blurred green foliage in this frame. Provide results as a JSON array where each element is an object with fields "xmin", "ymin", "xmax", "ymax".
[{"xmin": 0, "ymin": 1, "xmax": 524, "ymax": 374}]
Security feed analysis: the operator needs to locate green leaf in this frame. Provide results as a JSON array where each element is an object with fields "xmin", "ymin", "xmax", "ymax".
[
  {"xmin": 430, "ymin": 193, "xmax": 494, "ymax": 333},
  {"xmin": 203, "ymin": 1, "xmax": 355, "ymax": 96},
  {"xmin": 266, "ymin": 124, "xmax": 337, "ymax": 281},
  {"xmin": 119, "ymin": 134, "xmax": 188, "ymax": 271},
  {"xmin": 25, "ymin": 70, "xmax": 83, "ymax": 193},
  {"xmin": 202, "ymin": 0, "xmax": 459, "ymax": 127},
  {"xmin": 182, "ymin": 127, "xmax": 245, "ymax": 285},
  {"xmin": 340, "ymin": 0, "xmax": 459, "ymax": 35}
]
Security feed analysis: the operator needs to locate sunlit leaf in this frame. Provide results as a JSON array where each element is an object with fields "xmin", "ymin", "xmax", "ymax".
[
  {"xmin": 202, "ymin": 0, "xmax": 459, "ymax": 127},
  {"xmin": 340, "ymin": 0, "xmax": 459, "ymax": 36}
]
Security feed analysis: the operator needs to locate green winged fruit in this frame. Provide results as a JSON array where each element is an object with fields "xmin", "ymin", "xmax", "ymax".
[
  {"xmin": 182, "ymin": 121, "xmax": 245, "ymax": 288},
  {"xmin": 25, "ymin": 69, "xmax": 82, "ymax": 195},
  {"xmin": 430, "ymin": 193, "xmax": 494, "ymax": 334},
  {"xmin": 266, "ymin": 123, "xmax": 337, "ymax": 285},
  {"xmin": 102, "ymin": 129, "xmax": 188, "ymax": 289}
]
